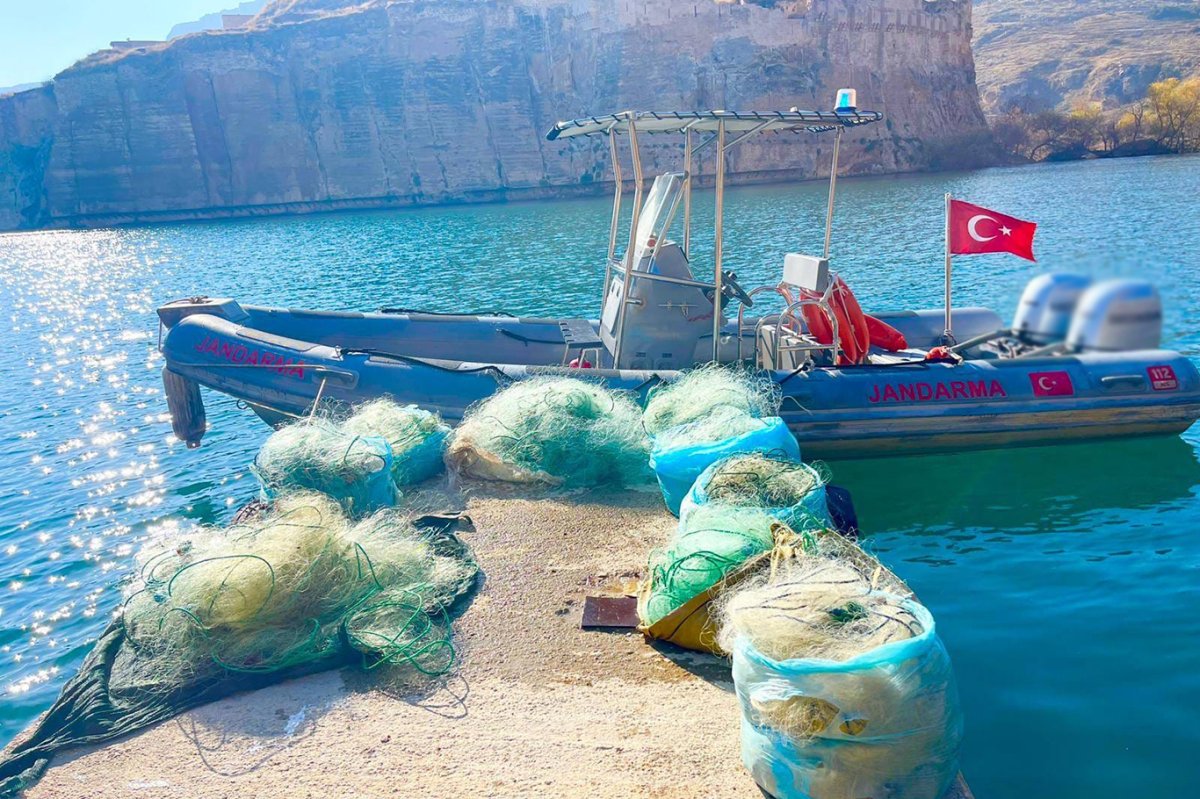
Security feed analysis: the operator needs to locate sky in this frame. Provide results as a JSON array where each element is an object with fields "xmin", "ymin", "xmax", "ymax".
[{"xmin": 0, "ymin": 0, "xmax": 227, "ymax": 89}]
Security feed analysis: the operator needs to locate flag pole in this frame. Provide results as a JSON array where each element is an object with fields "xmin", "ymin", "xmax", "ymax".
[{"xmin": 943, "ymin": 192, "xmax": 954, "ymax": 344}]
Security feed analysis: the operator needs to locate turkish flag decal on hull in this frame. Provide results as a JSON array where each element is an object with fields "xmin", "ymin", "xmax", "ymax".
[
  {"xmin": 1030, "ymin": 371, "xmax": 1075, "ymax": 397},
  {"xmin": 950, "ymin": 200, "xmax": 1038, "ymax": 261}
]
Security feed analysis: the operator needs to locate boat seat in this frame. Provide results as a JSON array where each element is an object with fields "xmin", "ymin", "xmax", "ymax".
[
  {"xmin": 559, "ymin": 318, "xmax": 603, "ymax": 366},
  {"xmin": 867, "ymin": 349, "xmax": 927, "ymax": 365}
]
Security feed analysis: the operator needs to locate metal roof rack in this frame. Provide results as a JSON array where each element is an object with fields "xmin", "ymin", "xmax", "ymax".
[
  {"xmin": 546, "ymin": 109, "xmax": 883, "ymax": 140},
  {"xmin": 546, "ymin": 99, "xmax": 883, "ymax": 367}
]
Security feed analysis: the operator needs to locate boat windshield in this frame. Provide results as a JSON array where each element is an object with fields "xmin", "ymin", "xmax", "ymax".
[{"xmin": 630, "ymin": 172, "xmax": 685, "ymax": 269}]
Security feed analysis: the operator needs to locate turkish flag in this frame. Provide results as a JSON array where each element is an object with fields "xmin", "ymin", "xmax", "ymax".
[
  {"xmin": 949, "ymin": 199, "xmax": 1037, "ymax": 261},
  {"xmin": 1030, "ymin": 371, "xmax": 1074, "ymax": 397}
]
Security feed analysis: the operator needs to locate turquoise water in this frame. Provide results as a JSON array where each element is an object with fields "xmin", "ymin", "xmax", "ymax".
[{"xmin": 1, "ymin": 154, "xmax": 1199, "ymax": 796}]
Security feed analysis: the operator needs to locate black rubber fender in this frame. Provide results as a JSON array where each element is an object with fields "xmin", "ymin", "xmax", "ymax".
[{"xmin": 162, "ymin": 367, "xmax": 207, "ymax": 448}]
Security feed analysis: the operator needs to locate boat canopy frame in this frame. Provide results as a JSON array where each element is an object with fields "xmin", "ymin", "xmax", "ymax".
[{"xmin": 547, "ymin": 107, "xmax": 883, "ymax": 367}]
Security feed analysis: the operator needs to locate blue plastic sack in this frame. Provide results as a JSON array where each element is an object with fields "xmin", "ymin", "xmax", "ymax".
[
  {"xmin": 395, "ymin": 425, "xmax": 449, "ymax": 485},
  {"xmin": 650, "ymin": 416, "xmax": 800, "ymax": 515},
  {"xmin": 678, "ymin": 456, "xmax": 830, "ymax": 532},
  {"xmin": 732, "ymin": 597, "xmax": 963, "ymax": 799}
]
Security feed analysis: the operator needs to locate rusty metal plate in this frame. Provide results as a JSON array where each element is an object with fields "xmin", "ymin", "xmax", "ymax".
[{"xmin": 581, "ymin": 595, "xmax": 639, "ymax": 629}]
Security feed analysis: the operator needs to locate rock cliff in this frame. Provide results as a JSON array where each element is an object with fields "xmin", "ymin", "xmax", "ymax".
[
  {"xmin": 0, "ymin": 0, "xmax": 991, "ymax": 231},
  {"xmin": 974, "ymin": 0, "xmax": 1200, "ymax": 112}
]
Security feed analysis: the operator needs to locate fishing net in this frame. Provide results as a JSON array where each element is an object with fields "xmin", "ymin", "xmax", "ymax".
[
  {"xmin": 705, "ymin": 454, "xmax": 821, "ymax": 508},
  {"xmin": 680, "ymin": 453, "xmax": 830, "ymax": 532},
  {"xmin": 640, "ymin": 504, "xmax": 777, "ymax": 627},
  {"xmin": 253, "ymin": 419, "xmax": 398, "ymax": 516},
  {"xmin": 721, "ymin": 536, "xmax": 963, "ymax": 799},
  {"xmin": 445, "ymin": 377, "xmax": 649, "ymax": 487},
  {"xmin": 649, "ymin": 405, "xmax": 769, "ymax": 453},
  {"xmin": 649, "ymin": 411, "xmax": 801, "ymax": 515},
  {"xmin": 0, "ymin": 498, "xmax": 478, "ymax": 797},
  {"xmin": 718, "ymin": 559, "xmax": 921, "ymax": 663},
  {"xmin": 341, "ymin": 399, "xmax": 449, "ymax": 486},
  {"xmin": 642, "ymin": 364, "xmax": 780, "ymax": 436}
]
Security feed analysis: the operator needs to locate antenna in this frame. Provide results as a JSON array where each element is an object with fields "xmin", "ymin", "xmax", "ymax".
[{"xmin": 823, "ymin": 89, "xmax": 855, "ymax": 259}]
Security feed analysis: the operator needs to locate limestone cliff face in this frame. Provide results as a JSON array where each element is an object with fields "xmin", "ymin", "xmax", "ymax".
[{"xmin": 0, "ymin": 0, "xmax": 991, "ymax": 230}]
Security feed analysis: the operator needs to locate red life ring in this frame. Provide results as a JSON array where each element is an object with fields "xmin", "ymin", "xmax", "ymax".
[
  {"xmin": 864, "ymin": 314, "xmax": 908, "ymax": 352},
  {"xmin": 833, "ymin": 276, "xmax": 870, "ymax": 362},
  {"xmin": 784, "ymin": 278, "xmax": 882, "ymax": 365}
]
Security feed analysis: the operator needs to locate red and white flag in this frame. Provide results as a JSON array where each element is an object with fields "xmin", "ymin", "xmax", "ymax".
[
  {"xmin": 1030, "ymin": 371, "xmax": 1074, "ymax": 397},
  {"xmin": 949, "ymin": 199, "xmax": 1037, "ymax": 262}
]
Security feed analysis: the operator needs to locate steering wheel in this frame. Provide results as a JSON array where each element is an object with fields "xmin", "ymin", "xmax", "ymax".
[{"xmin": 721, "ymin": 270, "xmax": 754, "ymax": 308}]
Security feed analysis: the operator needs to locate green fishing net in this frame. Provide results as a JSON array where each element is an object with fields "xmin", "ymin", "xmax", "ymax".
[
  {"xmin": 642, "ymin": 364, "xmax": 781, "ymax": 437},
  {"xmin": 121, "ymin": 493, "xmax": 473, "ymax": 677},
  {"xmin": 641, "ymin": 504, "xmax": 777, "ymax": 626},
  {"xmin": 253, "ymin": 418, "xmax": 400, "ymax": 517},
  {"xmin": 0, "ymin": 496, "xmax": 478, "ymax": 797},
  {"xmin": 341, "ymin": 399, "xmax": 449, "ymax": 486},
  {"xmin": 445, "ymin": 377, "xmax": 650, "ymax": 486},
  {"xmin": 648, "ymin": 405, "xmax": 772, "ymax": 453}
]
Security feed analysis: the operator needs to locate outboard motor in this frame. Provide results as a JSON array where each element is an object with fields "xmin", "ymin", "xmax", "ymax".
[
  {"xmin": 1066, "ymin": 279, "xmax": 1163, "ymax": 352},
  {"xmin": 1012, "ymin": 273, "xmax": 1092, "ymax": 344}
]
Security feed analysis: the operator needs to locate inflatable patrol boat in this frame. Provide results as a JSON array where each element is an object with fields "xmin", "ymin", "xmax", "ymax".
[{"xmin": 157, "ymin": 102, "xmax": 1200, "ymax": 458}]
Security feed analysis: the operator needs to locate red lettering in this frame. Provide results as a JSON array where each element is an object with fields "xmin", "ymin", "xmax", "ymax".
[
  {"xmin": 869, "ymin": 378, "xmax": 1007, "ymax": 404},
  {"xmin": 190, "ymin": 335, "xmax": 305, "ymax": 381}
]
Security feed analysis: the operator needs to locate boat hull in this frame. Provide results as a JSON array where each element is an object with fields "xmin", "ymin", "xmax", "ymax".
[{"xmin": 160, "ymin": 308, "xmax": 1200, "ymax": 459}]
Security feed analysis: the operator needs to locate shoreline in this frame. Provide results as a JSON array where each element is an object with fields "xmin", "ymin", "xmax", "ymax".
[{"xmin": 5, "ymin": 151, "xmax": 1198, "ymax": 236}]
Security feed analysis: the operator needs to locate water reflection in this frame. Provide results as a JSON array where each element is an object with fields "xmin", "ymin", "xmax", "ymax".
[{"xmin": 831, "ymin": 435, "xmax": 1200, "ymax": 537}]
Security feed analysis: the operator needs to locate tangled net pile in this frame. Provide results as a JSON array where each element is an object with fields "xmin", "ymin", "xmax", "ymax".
[
  {"xmin": 644, "ymin": 366, "xmax": 794, "ymax": 514},
  {"xmin": 122, "ymin": 492, "xmax": 478, "ymax": 681},
  {"xmin": 702, "ymin": 453, "xmax": 823, "ymax": 509},
  {"xmin": 254, "ymin": 421, "xmax": 396, "ymax": 515},
  {"xmin": 641, "ymin": 504, "xmax": 777, "ymax": 626},
  {"xmin": 253, "ymin": 399, "xmax": 451, "ymax": 515},
  {"xmin": 446, "ymin": 377, "xmax": 649, "ymax": 486},
  {"xmin": 649, "ymin": 405, "xmax": 776, "ymax": 452},
  {"xmin": 642, "ymin": 364, "xmax": 780, "ymax": 436},
  {"xmin": 0, "ymin": 491, "xmax": 480, "ymax": 797},
  {"xmin": 680, "ymin": 453, "xmax": 830, "ymax": 532},
  {"xmin": 342, "ymin": 400, "xmax": 450, "ymax": 486},
  {"xmin": 717, "ymin": 538, "xmax": 920, "ymax": 663}
]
